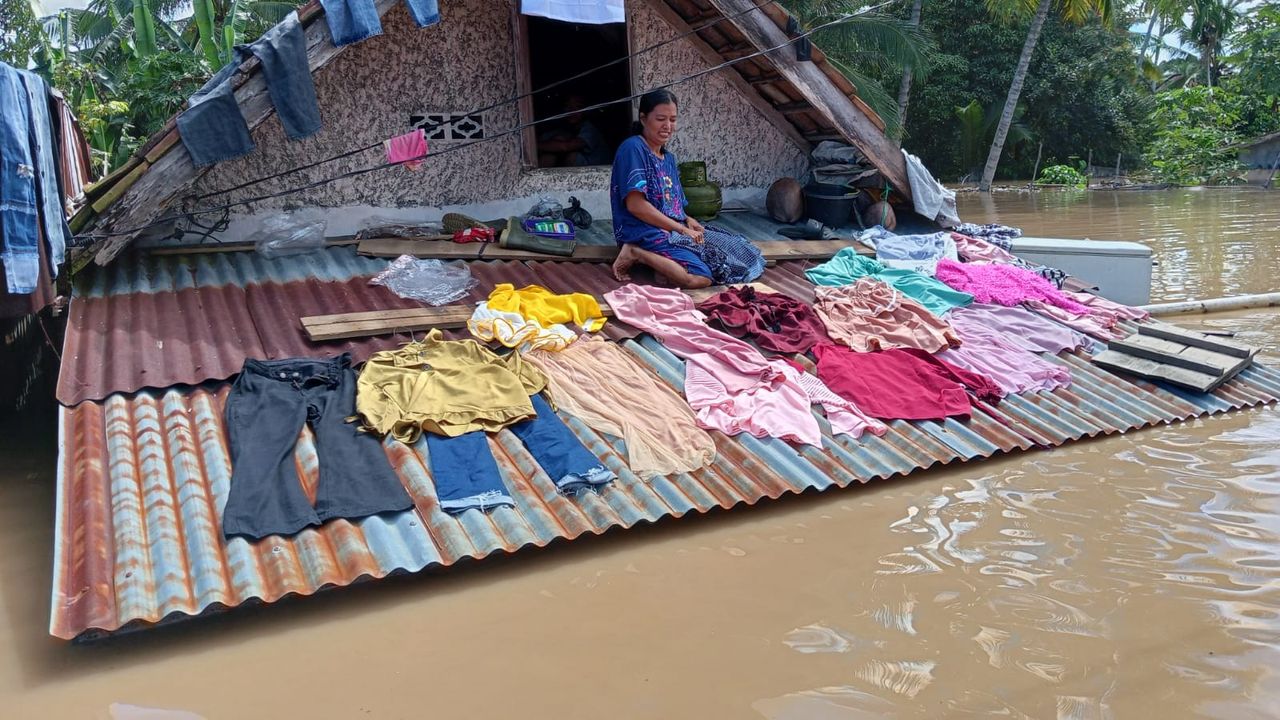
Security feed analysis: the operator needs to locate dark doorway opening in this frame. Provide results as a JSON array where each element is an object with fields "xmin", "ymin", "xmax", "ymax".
[{"xmin": 525, "ymin": 16, "xmax": 631, "ymax": 168}]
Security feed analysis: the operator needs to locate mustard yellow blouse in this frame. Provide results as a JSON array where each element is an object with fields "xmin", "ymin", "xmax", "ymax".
[{"xmin": 356, "ymin": 329, "xmax": 548, "ymax": 443}]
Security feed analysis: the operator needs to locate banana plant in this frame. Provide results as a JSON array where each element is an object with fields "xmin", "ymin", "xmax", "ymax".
[{"xmin": 191, "ymin": 0, "xmax": 222, "ymax": 66}]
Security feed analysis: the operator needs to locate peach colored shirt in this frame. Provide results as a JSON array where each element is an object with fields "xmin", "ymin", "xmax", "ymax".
[{"xmin": 814, "ymin": 278, "xmax": 961, "ymax": 353}]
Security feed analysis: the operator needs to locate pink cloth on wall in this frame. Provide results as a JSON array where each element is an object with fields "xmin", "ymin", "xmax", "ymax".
[
  {"xmin": 939, "ymin": 313, "xmax": 1072, "ymax": 394},
  {"xmin": 386, "ymin": 128, "xmax": 428, "ymax": 169},
  {"xmin": 946, "ymin": 304, "xmax": 1090, "ymax": 354},
  {"xmin": 935, "ymin": 258, "xmax": 1090, "ymax": 315},
  {"xmin": 605, "ymin": 284, "xmax": 885, "ymax": 445},
  {"xmin": 952, "ymin": 232, "xmax": 1022, "ymax": 265}
]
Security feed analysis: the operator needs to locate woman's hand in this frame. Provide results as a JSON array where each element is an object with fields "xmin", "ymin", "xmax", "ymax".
[{"xmin": 684, "ymin": 217, "xmax": 705, "ymax": 244}]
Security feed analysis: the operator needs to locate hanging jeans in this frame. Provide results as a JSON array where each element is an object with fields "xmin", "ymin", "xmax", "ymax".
[
  {"xmin": 426, "ymin": 394, "xmax": 615, "ymax": 513},
  {"xmin": 178, "ymin": 11, "xmax": 321, "ymax": 166},
  {"xmin": 222, "ymin": 354, "xmax": 415, "ymax": 540},
  {"xmin": 319, "ymin": 0, "xmax": 441, "ymax": 47},
  {"xmin": 0, "ymin": 63, "xmax": 39, "ymax": 294}
]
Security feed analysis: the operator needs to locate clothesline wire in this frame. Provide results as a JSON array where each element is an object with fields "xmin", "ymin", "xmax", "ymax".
[
  {"xmin": 78, "ymin": 2, "xmax": 898, "ymax": 241},
  {"xmin": 191, "ymin": 0, "xmax": 786, "ymax": 202}
]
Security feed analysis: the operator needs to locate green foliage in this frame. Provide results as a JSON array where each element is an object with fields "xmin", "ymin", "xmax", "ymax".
[
  {"xmin": 1227, "ymin": 4, "xmax": 1280, "ymax": 135},
  {"xmin": 1036, "ymin": 163, "xmax": 1088, "ymax": 185},
  {"xmin": 0, "ymin": 0, "xmax": 43, "ymax": 66},
  {"xmin": 787, "ymin": 0, "xmax": 937, "ymax": 137},
  {"xmin": 1144, "ymin": 86, "xmax": 1246, "ymax": 185},
  {"xmin": 899, "ymin": 0, "xmax": 1147, "ymax": 180}
]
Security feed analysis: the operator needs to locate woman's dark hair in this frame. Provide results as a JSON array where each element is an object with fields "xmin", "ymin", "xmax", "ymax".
[{"xmin": 631, "ymin": 89, "xmax": 679, "ymax": 135}]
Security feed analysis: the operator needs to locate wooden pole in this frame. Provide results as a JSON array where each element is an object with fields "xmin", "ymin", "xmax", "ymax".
[
  {"xmin": 1085, "ymin": 149, "xmax": 1092, "ymax": 187},
  {"xmin": 1114, "ymin": 153, "xmax": 1122, "ymax": 181},
  {"xmin": 1030, "ymin": 140, "xmax": 1043, "ymax": 189},
  {"xmin": 1264, "ymin": 151, "xmax": 1280, "ymax": 190}
]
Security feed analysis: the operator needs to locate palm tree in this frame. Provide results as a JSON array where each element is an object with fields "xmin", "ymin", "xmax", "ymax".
[
  {"xmin": 977, "ymin": 0, "xmax": 1113, "ymax": 191},
  {"xmin": 896, "ymin": 0, "xmax": 924, "ymax": 127},
  {"xmin": 1135, "ymin": 0, "xmax": 1189, "ymax": 74},
  {"xmin": 1180, "ymin": 0, "xmax": 1244, "ymax": 87},
  {"xmin": 786, "ymin": 0, "xmax": 936, "ymax": 138}
]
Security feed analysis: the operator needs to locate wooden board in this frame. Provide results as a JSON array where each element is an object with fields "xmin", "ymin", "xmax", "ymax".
[
  {"xmin": 1108, "ymin": 334, "xmax": 1252, "ymax": 378},
  {"xmin": 1092, "ymin": 350, "xmax": 1228, "ymax": 393},
  {"xmin": 301, "ymin": 282, "xmax": 775, "ymax": 342},
  {"xmin": 356, "ymin": 237, "xmax": 871, "ymax": 262},
  {"xmin": 1137, "ymin": 322, "xmax": 1259, "ymax": 359}
]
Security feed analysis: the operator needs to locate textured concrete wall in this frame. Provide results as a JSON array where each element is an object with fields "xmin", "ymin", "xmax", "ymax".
[{"xmin": 190, "ymin": 0, "xmax": 809, "ymax": 231}]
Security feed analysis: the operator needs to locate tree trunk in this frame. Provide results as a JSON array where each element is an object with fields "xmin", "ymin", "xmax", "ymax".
[
  {"xmin": 978, "ymin": 0, "xmax": 1051, "ymax": 192},
  {"xmin": 1137, "ymin": 12, "xmax": 1158, "ymax": 74},
  {"xmin": 896, "ymin": 0, "xmax": 924, "ymax": 128}
]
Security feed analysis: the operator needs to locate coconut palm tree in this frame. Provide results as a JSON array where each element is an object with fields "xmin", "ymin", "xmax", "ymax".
[
  {"xmin": 1180, "ymin": 0, "xmax": 1244, "ymax": 87},
  {"xmin": 897, "ymin": 0, "xmax": 924, "ymax": 126},
  {"xmin": 786, "ymin": 0, "xmax": 936, "ymax": 138},
  {"xmin": 977, "ymin": 0, "xmax": 1113, "ymax": 191}
]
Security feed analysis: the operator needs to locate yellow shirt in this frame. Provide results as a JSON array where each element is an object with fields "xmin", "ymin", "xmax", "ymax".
[
  {"xmin": 356, "ymin": 330, "xmax": 548, "ymax": 443},
  {"xmin": 486, "ymin": 283, "xmax": 607, "ymax": 333}
]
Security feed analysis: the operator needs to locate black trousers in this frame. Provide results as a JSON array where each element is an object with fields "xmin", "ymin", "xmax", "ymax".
[{"xmin": 222, "ymin": 354, "xmax": 414, "ymax": 540}]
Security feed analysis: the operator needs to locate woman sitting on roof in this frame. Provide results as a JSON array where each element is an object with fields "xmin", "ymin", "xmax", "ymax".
[{"xmin": 610, "ymin": 90, "xmax": 764, "ymax": 289}]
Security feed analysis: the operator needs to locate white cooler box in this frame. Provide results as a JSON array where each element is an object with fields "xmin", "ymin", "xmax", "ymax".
[{"xmin": 1010, "ymin": 237, "xmax": 1153, "ymax": 306}]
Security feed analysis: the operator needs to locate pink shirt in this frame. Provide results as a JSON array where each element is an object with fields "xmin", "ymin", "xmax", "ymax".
[
  {"xmin": 939, "ymin": 311, "xmax": 1072, "ymax": 394},
  {"xmin": 605, "ymin": 285, "xmax": 886, "ymax": 446}
]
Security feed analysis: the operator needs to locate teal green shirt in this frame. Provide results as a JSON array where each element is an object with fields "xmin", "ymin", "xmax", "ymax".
[{"xmin": 805, "ymin": 249, "xmax": 973, "ymax": 316}]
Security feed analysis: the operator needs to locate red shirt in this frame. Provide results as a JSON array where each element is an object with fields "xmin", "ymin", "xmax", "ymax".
[{"xmin": 813, "ymin": 343, "xmax": 1002, "ymax": 421}]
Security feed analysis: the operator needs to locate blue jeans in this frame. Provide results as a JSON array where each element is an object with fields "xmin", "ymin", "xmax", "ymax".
[
  {"xmin": 426, "ymin": 394, "xmax": 615, "ymax": 513},
  {"xmin": 320, "ymin": 0, "xmax": 440, "ymax": 46},
  {"xmin": 178, "ymin": 11, "xmax": 321, "ymax": 167},
  {"xmin": 19, "ymin": 70, "xmax": 69, "ymax": 275},
  {"xmin": 0, "ymin": 64, "xmax": 39, "ymax": 294}
]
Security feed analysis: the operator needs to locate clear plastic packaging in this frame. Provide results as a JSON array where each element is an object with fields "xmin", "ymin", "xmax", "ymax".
[
  {"xmin": 526, "ymin": 196, "xmax": 564, "ymax": 219},
  {"xmin": 369, "ymin": 254, "xmax": 477, "ymax": 306},
  {"xmin": 252, "ymin": 211, "xmax": 328, "ymax": 258}
]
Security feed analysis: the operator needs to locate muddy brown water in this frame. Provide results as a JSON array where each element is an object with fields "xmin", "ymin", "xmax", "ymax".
[
  {"xmin": 1, "ymin": 191, "xmax": 1278, "ymax": 718},
  {"xmin": 955, "ymin": 187, "xmax": 1280, "ymax": 302}
]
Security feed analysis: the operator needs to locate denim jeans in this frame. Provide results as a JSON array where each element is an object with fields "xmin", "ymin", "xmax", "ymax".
[
  {"xmin": 223, "ymin": 354, "xmax": 414, "ymax": 540},
  {"xmin": 319, "ymin": 0, "xmax": 440, "ymax": 47},
  {"xmin": 178, "ymin": 11, "xmax": 320, "ymax": 167},
  {"xmin": 425, "ymin": 394, "xmax": 615, "ymax": 513},
  {"xmin": 18, "ymin": 70, "xmax": 69, "ymax": 274},
  {"xmin": 0, "ymin": 64, "xmax": 39, "ymax": 294}
]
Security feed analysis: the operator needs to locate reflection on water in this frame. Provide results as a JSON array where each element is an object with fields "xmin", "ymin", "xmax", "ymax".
[{"xmin": 955, "ymin": 188, "xmax": 1280, "ymax": 302}]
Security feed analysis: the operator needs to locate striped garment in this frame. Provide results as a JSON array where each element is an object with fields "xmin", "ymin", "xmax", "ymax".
[{"xmin": 666, "ymin": 225, "xmax": 765, "ymax": 285}]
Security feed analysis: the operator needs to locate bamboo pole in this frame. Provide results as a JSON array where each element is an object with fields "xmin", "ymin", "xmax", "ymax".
[{"xmin": 1141, "ymin": 292, "xmax": 1280, "ymax": 316}]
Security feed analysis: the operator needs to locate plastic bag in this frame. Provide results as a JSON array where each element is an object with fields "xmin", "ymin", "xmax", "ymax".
[
  {"xmin": 252, "ymin": 211, "xmax": 327, "ymax": 258},
  {"xmin": 369, "ymin": 255, "xmax": 477, "ymax": 306},
  {"xmin": 563, "ymin": 196, "xmax": 592, "ymax": 229},
  {"xmin": 526, "ymin": 196, "xmax": 564, "ymax": 219}
]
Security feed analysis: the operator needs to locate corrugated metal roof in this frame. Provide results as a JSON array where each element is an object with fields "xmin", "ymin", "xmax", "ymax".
[
  {"xmin": 52, "ymin": 332, "xmax": 1280, "ymax": 640},
  {"xmin": 59, "ymin": 251, "xmax": 645, "ymax": 405}
]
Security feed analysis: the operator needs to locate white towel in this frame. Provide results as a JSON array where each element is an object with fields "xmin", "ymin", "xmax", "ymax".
[
  {"xmin": 521, "ymin": 0, "xmax": 624, "ymax": 24},
  {"xmin": 902, "ymin": 148, "xmax": 961, "ymax": 228}
]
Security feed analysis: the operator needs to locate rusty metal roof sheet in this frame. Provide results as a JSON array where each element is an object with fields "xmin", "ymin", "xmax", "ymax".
[
  {"xmin": 58, "ymin": 250, "xmax": 645, "ymax": 405},
  {"xmin": 52, "ymin": 331, "xmax": 1280, "ymax": 640}
]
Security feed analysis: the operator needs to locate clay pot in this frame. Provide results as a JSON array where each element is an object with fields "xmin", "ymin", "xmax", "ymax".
[
  {"xmin": 862, "ymin": 201, "xmax": 897, "ymax": 231},
  {"xmin": 766, "ymin": 177, "xmax": 804, "ymax": 223}
]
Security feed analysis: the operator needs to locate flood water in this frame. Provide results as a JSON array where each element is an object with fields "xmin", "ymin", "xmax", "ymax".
[
  {"xmin": 2, "ymin": 191, "xmax": 1279, "ymax": 718},
  {"xmin": 956, "ymin": 187, "xmax": 1280, "ymax": 302}
]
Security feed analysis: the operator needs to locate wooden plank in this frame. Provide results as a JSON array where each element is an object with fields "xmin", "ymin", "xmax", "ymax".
[
  {"xmin": 704, "ymin": 0, "xmax": 911, "ymax": 200},
  {"xmin": 1092, "ymin": 350, "xmax": 1225, "ymax": 393},
  {"xmin": 511, "ymin": 9, "xmax": 539, "ymax": 169},
  {"xmin": 302, "ymin": 282, "xmax": 777, "ymax": 341},
  {"xmin": 1137, "ymin": 322, "xmax": 1258, "ymax": 359},
  {"xmin": 358, "ymin": 237, "xmax": 872, "ymax": 261},
  {"xmin": 1108, "ymin": 335, "xmax": 1248, "ymax": 377},
  {"xmin": 147, "ymin": 238, "xmax": 362, "ymax": 256},
  {"xmin": 90, "ymin": 160, "xmax": 150, "ymax": 214},
  {"xmin": 646, "ymin": 0, "xmax": 811, "ymax": 152}
]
